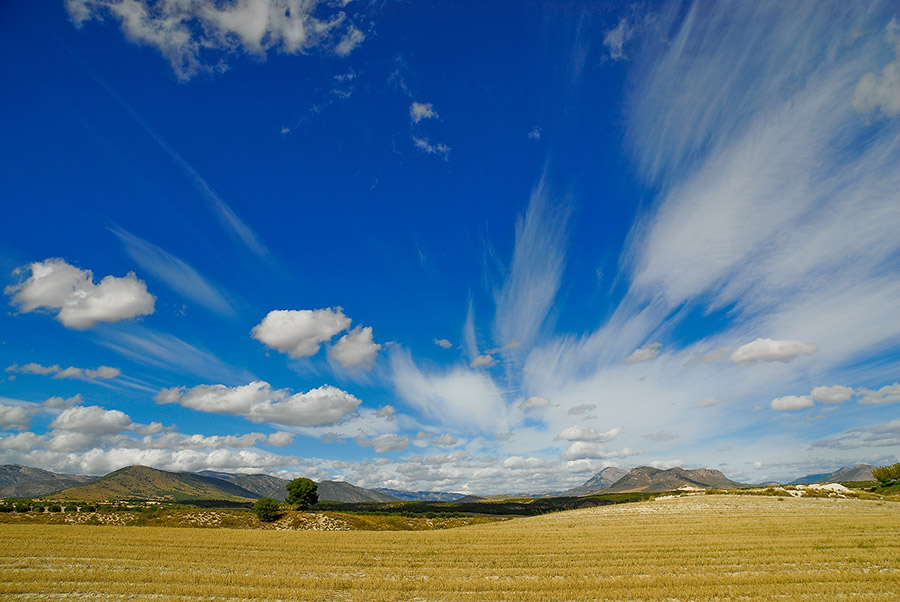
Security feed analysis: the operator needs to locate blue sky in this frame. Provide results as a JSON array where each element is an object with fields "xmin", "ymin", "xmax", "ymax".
[{"xmin": 1, "ymin": 0, "xmax": 898, "ymax": 494}]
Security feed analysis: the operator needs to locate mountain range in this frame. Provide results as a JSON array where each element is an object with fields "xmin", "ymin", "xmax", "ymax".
[
  {"xmin": 0, "ymin": 463, "xmax": 882, "ymax": 501},
  {"xmin": 373, "ymin": 488, "xmax": 466, "ymax": 502},
  {"xmin": 0, "ymin": 464, "xmax": 96, "ymax": 498},
  {"xmin": 48, "ymin": 465, "xmax": 260, "ymax": 502},
  {"xmin": 562, "ymin": 467, "xmax": 629, "ymax": 496},
  {"xmin": 603, "ymin": 466, "xmax": 745, "ymax": 493},
  {"xmin": 788, "ymin": 464, "xmax": 876, "ymax": 485}
]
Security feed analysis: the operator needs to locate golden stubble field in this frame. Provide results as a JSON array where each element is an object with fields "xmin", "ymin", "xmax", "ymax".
[{"xmin": 1, "ymin": 495, "xmax": 898, "ymax": 601}]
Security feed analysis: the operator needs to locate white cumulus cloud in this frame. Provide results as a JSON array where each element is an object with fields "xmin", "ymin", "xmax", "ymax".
[
  {"xmin": 562, "ymin": 442, "xmax": 640, "ymax": 461},
  {"xmin": 65, "ymin": 0, "xmax": 365, "ymax": 81},
  {"xmin": 156, "ymin": 381, "xmax": 361, "ymax": 426},
  {"xmin": 433, "ymin": 338, "xmax": 453, "ymax": 349},
  {"xmin": 356, "ymin": 433, "xmax": 408, "ymax": 453},
  {"xmin": 810, "ymin": 385, "xmax": 855, "ymax": 404},
  {"xmin": 0, "ymin": 404, "xmax": 39, "ymax": 430},
  {"xmin": 50, "ymin": 405, "xmax": 134, "ymax": 435},
  {"xmin": 7, "ymin": 362, "xmax": 121, "ymax": 380},
  {"xmin": 410, "ymin": 102, "xmax": 437, "ymax": 123},
  {"xmin": 770, "ymin": 395, "xmax": 814, "ymax": 411},
  {"xmin": 730, "ymin": 338, "xmax": 818, "ymax": 364},
  {"xmin": 556, "ymin": 426, "xmax": 623, "ymax": 442},
  {"xmin": 858, "ymin": 383, "xmax": 900, "ymax": 405},
  {"xmin": 6, "ymin": 258, "xmax": 155, "ymax": 329},
  {"xmin": 329, "ymin": 326, "xmax": 381, "ymax": 371},
  {"xmin": 252, "ymin": 307, "xmax": 351, "ymax": 358}
]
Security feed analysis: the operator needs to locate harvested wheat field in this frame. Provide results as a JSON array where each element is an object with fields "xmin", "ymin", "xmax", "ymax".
[{"xmin": 1, "ymin": 495, "xmax": 898, "ymax": 601}]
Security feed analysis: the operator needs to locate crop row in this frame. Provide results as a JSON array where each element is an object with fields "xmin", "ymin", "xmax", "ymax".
[{"xmin": 1, "ymin": 495, "xmax": 898, "ymax": 601}]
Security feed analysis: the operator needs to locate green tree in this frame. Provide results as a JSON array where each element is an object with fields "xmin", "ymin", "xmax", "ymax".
[
  {"xmin": 252, "ymin": 497, "xmax": 281, "ymax": 522},
  {"xmin": 872, "ymin": 462, "xmax": 900, "ymax": 484},
  {"xmin": 286, "ymin": 477, "xmax": 318, "ymax": 510}
]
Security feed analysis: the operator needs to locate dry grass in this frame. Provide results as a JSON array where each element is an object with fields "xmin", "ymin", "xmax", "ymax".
[{"xmin": 1, "ymin": 495, "xmax": 898, "ymax": 601}]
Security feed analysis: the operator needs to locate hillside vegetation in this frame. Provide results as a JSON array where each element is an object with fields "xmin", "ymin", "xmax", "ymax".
[
  {"xmin": 1, "ymin": 495, "xmax": 897, "ymax": 601},
  {"xmin": 0, "ymin": 465, "xmax": 95, "ymax": 497},
  {"xmin": 47, "ymin": 466, "xmax": 257, "ymax": 502},
  {"xmin": 604, "ymin": 466, "xmax": 743, "ymax": 492}
]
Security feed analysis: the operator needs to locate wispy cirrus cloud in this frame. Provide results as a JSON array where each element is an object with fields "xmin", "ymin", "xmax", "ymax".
[
  {"xmin": 111, "ymin": 226, "xmax": 234, "ymax": 317},
  {"xmin": 492, "ymin": 172, "xmax": 569, "ymax": 352}
]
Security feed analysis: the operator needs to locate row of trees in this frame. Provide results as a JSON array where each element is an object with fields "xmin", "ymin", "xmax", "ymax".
[
  {"xmin": 872, "ymin": 462, "xmax": 900, "ymax": 485},
  {"xmin": 252, "ymin": 477, "xmax": 319, "ymax": 522}
]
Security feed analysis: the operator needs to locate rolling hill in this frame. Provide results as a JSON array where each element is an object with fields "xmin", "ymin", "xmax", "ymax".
[
  {"xmin": 373, "ymin": 488, "xmax": 465, "ymax": 502},
  {"xmin": 48, "ymin": 465, "xmax": 259, "ymax": 502},
  {"xmin": 604, "ymin": 466, "xmax": 744, "ymax": 493},
  {"xmin": 0, "ymin": 464, "xmax": 97, "ymax": 498},
  {"xmin": 197, "ymin": 471, "xmax": 397, "ymax": 503},
  {"xmin": 789, "ymin": 464, "xmax": 876, "ymax": 485},
  {"xmin": 563, "ymin": 467, "xmax": 629, "ymax": 496},
  {"xmin": 198, "ymin": 471, "xmax": 292, "ymax": 501},
  {"xmin": 318, "ymin": 480, "xmax": 397, "ymax": 503}
]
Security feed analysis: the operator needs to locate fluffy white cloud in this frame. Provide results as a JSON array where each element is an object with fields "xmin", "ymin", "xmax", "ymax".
[
  {"xmin": 0, "ymin": 432, "xmax": 45, "ymax": 451},
  {"xmin": 603, "ymin": 18, "xmax": 632, "ymax": 61},
  {"xmin": 65, "ymin": 0, "xmax": 365, "ymax": 81},
  {"xmin": 623, "ymin": 342, "xmax": 661, "ymax": 363},
  {"xmin": 0, "ymin": 404, "xmax": 38, "ymax": 430},
  {"xmin": 562, "ymin": 442, "xmax": 640, "ymax": 461},
  {"xmin": 41, "ymin": 394, "xmax": 83, "ymax": 409},
  {"xmin": 852, "ymin": 19, "xmax": 900, "ymax": 118},
  {"xmin": 858, "ymin": 383, "xmax": 900, "ymax": 405},
  {"xmin": 7, "ymin": 362, "xmax": 58, "ymax": 375},
  {"xmin": 470, "ymin": 354, "xmax": 497, "ymax": 368},
  {"xmin": 555, "ymin": 426, "xmax": 622, "ymax": 442},
  {"xmin": 56, "ymin": 365, "xmax": 121, "ymax": 380},
  {"xmin": 5, "ymin": 258, "xmax": 155, "ymax": 329},
  {"xmin": 156, "ymin": 381, "xmax": 361, "ymax": 426},
  {"xmin": 252, "ymin": 308, "xmax": 351, "ymax": 358},
  {"xmin": 329, "ymin": 326, "xmax": 381, "ymax": 370},
  {"xmin": 810, "ymin": 385, "xmax": 855, "ymax": 404},
  {"xmin": 769, "ymin": 395, "xmax": 814, "ymax": 411},
  {"xmin": 502, "ymin": 455, "xmax": 547, "ymax": 470},
  {"xmin": 50, "ymin": 405, "xmax": 134, "ymax": 435},
  {"xmin": 410, "ymin": 102, "xmax": 437, "ymax": 123},
  {"xmin": 730, "ymin": 338, "xmax": 818, "ymax": 364},
  {"xmin": 433, "ymin": 338, "xmax": 453, "ymax": 349},
  {"xmin": 0, "ymin": 446, "xmax": 299, "ymax": 476},
  {"xmin": 518, "ymin": 396, "xmax": 550, "ymax": 411},
  {"xmin": 7, "ymin": 362, "xmax": 121, "ymax": 380},
  {"xmin": 356, "ymin": 433, "xmax": 408, "ymax": 453},
  {"xmin": 412, "ymin": 136, "xmax": 450, "ymax": 159},
  {"xmin": 137, "ymin": 430, "xmax": 293, "ymax": 450},
  {"xmin": 432, "ymin": 433, "xmax": 458, "ymax": 447}
]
